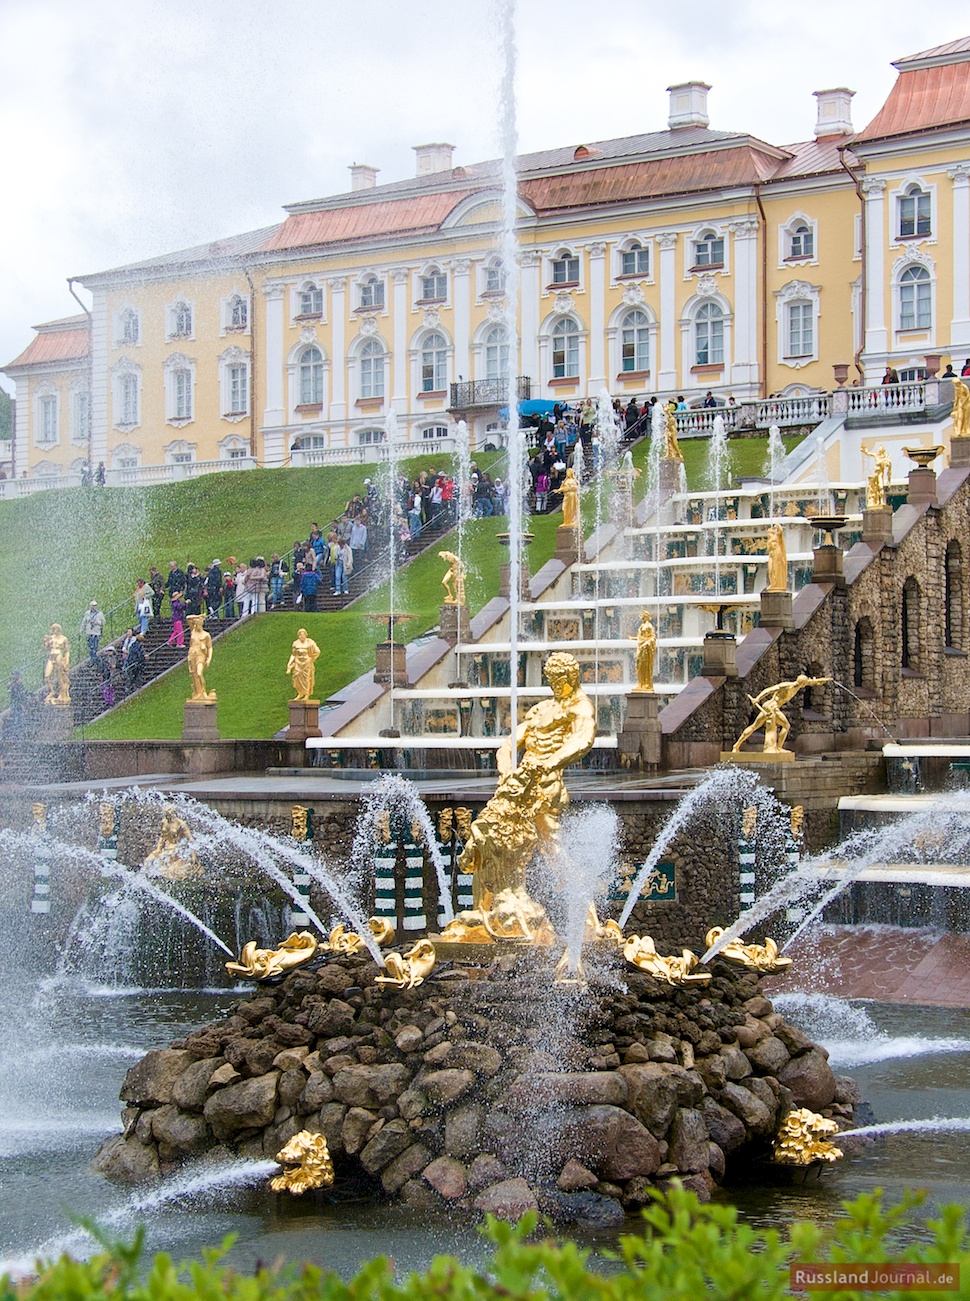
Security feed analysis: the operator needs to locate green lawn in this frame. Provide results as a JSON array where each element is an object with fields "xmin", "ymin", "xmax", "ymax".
[{"xmin": 630, "ymin": 430, "xmax": 804, "ymax": 491}]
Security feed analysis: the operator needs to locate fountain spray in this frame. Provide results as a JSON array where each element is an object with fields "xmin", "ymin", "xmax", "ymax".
[{"xmin": 385, "ymin": 409, "xmax": 401, "ymax": 733}]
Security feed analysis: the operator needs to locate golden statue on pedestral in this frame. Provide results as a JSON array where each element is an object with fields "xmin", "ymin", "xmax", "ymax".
[
  {"xmin": 663, "ymin": 403, "xmax": 684, "ymax": 462},
  {"xmin": 439, "ymin": 651, "xmax": 595, "ymax": 943},
  {"xmin": 438, "ymin": 551, "xmax": 467, "ymax": 606},
  {"xmin": 764, "ymin": 523, "xmax": 789, "ymax": 592},
  {"xmin": 143, "ymin": 804, "xmax": 203, "ymax": 881},
  {"xmin": 43, "ymin": 624, "xmax": 71, "ymax": 706},
  {"xmin": 633, "ymin": 611, "xmax": 657, "ymax": 692},
  {"xmin": 860, "ymin": 442, "xmax": 892, "ymax": 510},
  {"xmin": 287, "ymin": 628, "xmax": 321, "ymax": 701},
  {"xmin": 951, "ymin": 377, "xmax": 970, "ymax": 440},
  {"xmin": 186, "ymin": 615, "xmax": 215, "ymax": 702},
  {"xmin": 732, "ymin": 673, "xmax": 831, "ymax": 756},
  {"xmin": 559, "ymin": 466, "xmax": 581, "ymax": 529}
]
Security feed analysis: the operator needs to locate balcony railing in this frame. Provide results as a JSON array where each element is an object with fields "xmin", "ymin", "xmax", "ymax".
[
  {"xmin": 834, "ymin": 379, "xmax": 941, "ymax": 420},
  {"xmin": 449, "ymin": 377, "xmax": 532, "ymax": 409}
]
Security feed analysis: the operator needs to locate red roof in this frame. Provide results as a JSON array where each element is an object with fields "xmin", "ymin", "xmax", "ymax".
[
  {"xmin": 4, "ymin": 319, "xmax": 90, "ymax": 371},
  {"xmin": 263, "ymin": 190, "xmax": 478, "ymax": 252},
  {"xmin": 858, "ymin": 60, "xmax": 970, "ymax": 141}
]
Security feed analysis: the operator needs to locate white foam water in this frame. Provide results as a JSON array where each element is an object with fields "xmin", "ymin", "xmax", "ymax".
[
  {"xmin": 842, "ymin": 1117, "xmax": 970, "ymax": 1139},
  {"xmin": 772, "ymin": 992, "xmax": 970, "ymax": 1069}
]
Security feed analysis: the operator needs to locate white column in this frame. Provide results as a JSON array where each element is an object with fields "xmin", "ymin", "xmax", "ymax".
[
  {"xmin": 519, "ymin": 252, "xmax": 541, "ymax": 388},
  {"xmin": 392, "ymin": 269, "xmax": 408, "ymax": 415},
  {"xmin": 657, "ymin": 232, "xmax": 679, "ymax": 391},
  {"xmin": 949, "ymin": 164, "xmax": 970, "ymax": 350},
  {"xmin": 452, "ymin": 259, "xmax": 471, "ymax": 389},
  {"xmin": 13, "ymin": 382, "xmax": 29, "ymax": 478},
  {"xmin": 329, "ymin": 277, "xmax": 346, "ymax": 422},
  {"xmin": 89, "ymin": 287, "xmax": 108, "ymax": 470},
  {"xmin": 729, "ymin": 218, "xmax": 760, "ymax": 389},
  {"xmin": 587, "ymin": 241, "xmax": 607, "ymax": 393},
  {"xmin": 862, "ymin": 178, "xmax": 888, "ymax": 371},
  {"xmin": 262, "ymin": 285, "xmax": 285, "ymax": 429}
]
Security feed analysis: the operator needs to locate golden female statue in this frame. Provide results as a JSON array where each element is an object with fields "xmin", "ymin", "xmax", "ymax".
[
  {"xmin": 633, "ymin": 611, "xmax": 657, "ymax": 692},
  {"xmin": 765, "ymin": 523, "xmax": 788, "ymax": 592},
  {"xmin": 438, "ymin": 551, "xmax": 467, "ymax": 605},
  {"xmin": 143, "ymin": 804, "xmax": 202, "ymax": 880},
  {"xmin": 663, "ymin": 403, "xmax": 684, "ymax": 462},
  {"xmin": 952, "ymin": 378, "xmax": 970, "ymax": 440},
  {"xmin": 559, "ymin": 466, "xmax": 580, "ymax": 529},
  {"xmin": 186, "ymin": 615, "xmax": 215, "ymax": 702},
  {"xmin": 860, "ymin": 442, "xmax": 892, "ymax": 509},
  {"xmin": 287, "ymin": 628, "xmax": 321, "ymax": 701},
  {"xmin": 43, "ymin": 624, "xmax": 71, "ymax": 706}
]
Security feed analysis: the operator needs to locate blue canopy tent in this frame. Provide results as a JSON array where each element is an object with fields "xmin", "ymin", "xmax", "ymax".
[{"xmin": 497, "ymin": 399, "xmax": 558, "ymax": 418}]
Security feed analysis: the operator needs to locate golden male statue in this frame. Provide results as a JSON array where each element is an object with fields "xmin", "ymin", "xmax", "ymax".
[
  {"xmin": 143, "ymin": 804, "xmax": 202, "ymax": 880},
  {"xmin": 186, "ymin": 615, "xmax": 215, "ymax": 702},
  {"xmin": 732, "ymin": 673, "xmax": 830, "ymax": 755},
  {"xmin": 287, "ymin": 628, "xmax": 321, "ymax": 701},
  {"xmin": 438, "ymin": 551, "xmax": 467, "ymax": 606},
  {"xmin": 633, "ymin": 611, "xmax": 657, "ymax": 692},
  {"xmin": 43, "ymin": 624, "xmax": 71, "ymax": 706}
]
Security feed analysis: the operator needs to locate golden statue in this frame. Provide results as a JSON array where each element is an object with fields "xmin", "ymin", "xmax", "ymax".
[
  {"xmin": 438, "ymin": 551, "xmax": 467, "ymax": 606},
  {"xmin": 368, "ymin": 916, "xmax": 396, "ymax": 947},
  {"xmin": 952, "ymin": 377, "xmax": 970, "ymax": 440},
  {"xmin": 324, "ymin": 923, "xmax": 364, "ymax": 955},
  {"xmin": 741, "ymin": 806, "xmax": 758, "ymax": 839},
  {"xmin": 186, "ymin": 615, "xmax": 215, "ymax": 702},
  {"xmin": 31, "ymin": 802, "xmax": 47, "ymax": 832},
  {"xmin": 43, "ymin": 624, "xmax": 71, "ymax": 706},
  {"xmin": 790, "ymin": 805, "xmax": 805, "ymax": 839},
  {"xmin": 732, "ymin": 673, "xmax": 830, "ymax": 756},
  {"xmin": 663, "ymin": 403, "xmax": 684, "ymax": 462},
  {"xmin": 291, "ymin": 805, "xmax": 309, "ymax": 841},
  {"xmin": 860, "ymin": 442, "xmax": 892, "ymax": 510},
  {"xmin": 271, "ymin": 1131, "xmax": 335, "ymax": 1194},
  {"xmin": 585, "ymin": 901, "xmax": 624, "ymax": 946},
  {"xmin": 633, "ymin": 612, "xmax": 657, "ymax": 692},
  {"xmin": 287, "ymin": 629, "xmax": 321, "ymax": 703},
  {"xmin": 226, "ymin": 931, "xmax": 318, "ymax": 980},
  {"xmin": 772, "ymin": 1109, "xmax": 843, "ymax": 1166},
  {"xmin": 764, "ymin": 523, "xmax": 788, "ymax": 592},
  {"xmin": 143, "ymin": 804, "xmax": 203, "ymax": 881},
  {"xmin": 623, "ymin": 934, "xmax": 711, "ymax": 985},
  {"xmin": 704, "ymin": 927, "xmax": 793, "ymax": 973},
  {"xmin": 375, "ymin": 938, "xmax": 437, "ymax": 989},
  {"xmin": 559, "ymin": 466, "xmax": 580, "ymax": 529}
]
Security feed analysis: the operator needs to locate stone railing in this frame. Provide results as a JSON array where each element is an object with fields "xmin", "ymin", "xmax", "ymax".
[
  {"xmin": 833, "ymin": 379, "xmax": 942, "ymax": 420},
  {"xmin": 0, "ymin": 456, "xmax": 258, "ymax": 500}
]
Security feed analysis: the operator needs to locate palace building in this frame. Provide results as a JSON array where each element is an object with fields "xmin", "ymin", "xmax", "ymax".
[{"xmin": 4, "ymin": 37, "xmax": 970, "ymax": 485}]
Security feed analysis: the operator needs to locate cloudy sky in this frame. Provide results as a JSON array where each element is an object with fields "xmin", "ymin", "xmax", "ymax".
[{"xmin": 1, "ymin": 0, "xmax": 967, "ymax": 382}]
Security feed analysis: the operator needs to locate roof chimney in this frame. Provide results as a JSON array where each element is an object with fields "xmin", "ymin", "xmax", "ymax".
[
  {"xmin": 667, "ymin": 82, "xmax": 711, "ymax": 130},
  {"xmin": 349, "ymin": 163, "xmax": 380, "ymax": 191},
  {"xmin": 813, "ymin": 87, "xmax": 855, "ymax": 137},
  {"xmin": 413, "ymin": 143, "xmax": 455, "ymax": 176}
]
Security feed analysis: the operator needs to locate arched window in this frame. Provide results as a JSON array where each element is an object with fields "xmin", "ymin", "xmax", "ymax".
[
  {"xmin": 620, "ymin": 309, "xmax": 650, "ymax": 372},
  {"xmin": 119, "ymin": 308, "xmax": 139, "ymax": 345},
  {"xmin": 359, "ymin": 339, "xmax": 385, "ymax": 399},
  {"xmin": 899, "ymin": 185, "xmax": 931, "ymax": 238},
  {"xmin": 359, "ymin": 276, "xmax": 384, "ymax": 310},
  {"xmin": 551, "ymin": 249, "xmax": 579, "ymax": 285},
  {"xmin": 357, "ymin": 428, "xmax": 385, "ymax": 446},
  {"xmin": 551, "ymin": 318, "xmax": 580, "ymax": 378},
  {"xmin": 789, "ymin": 224, "xmax": 814, "ymax": 259},
  {"xmin": 901, "ymin": 576, "xmax": 921, "ymax": 671},
  {"xmin": 946, "ymin": 541, "xmax": 964, "ymax": 651},
  {"xmin": 694, "ymin": 302, "xmax": 724, "ymax": 365},
  {"xmin": 421, "ymin": 331, "xmax": 447, "ymax": 392},
  {"xmin": 484, "ymin": 325, "xmax": 509, "ymax": 380},
  {"xmin": 692, "ymin": 230, "xmax": 724, "ymax": 268},
  {"xmin": 420, "ymin": 267, "xmax": 447, "ymax": 301},
  {"xmin": 620, "ymin": 242, "xmax": 649, "ymax": 276},
  {"xmin": 853, "ymin": 617, "xmax": 874, "ymax": 689},
  {"xmin": 298, "ymin": 284, "xmax": 323, "ymax": 317},
  {"xmin": 899, "ymin": 266, "xmax": 931, "ymax": 330},
  {"xmin": 172, "ymin": 300, "xmax": 192, "ymax": 338},
  {"xmin": 485, "ymin": 259, "xmax": 506, "ymax": 294},
  {"xmin": 228, "ymin": 294, "xmax": 249, "ymax": 329},
  {"xmin": 299, "ymin": 346, "xmax": 324, "ymax": 406}
]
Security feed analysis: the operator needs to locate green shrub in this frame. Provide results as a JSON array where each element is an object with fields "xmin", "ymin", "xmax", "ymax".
[{"xmin": 7, "ymin": 1185, "xmax": 970, "ymax": 1301}]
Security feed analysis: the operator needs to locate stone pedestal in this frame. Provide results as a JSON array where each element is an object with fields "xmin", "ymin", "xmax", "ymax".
[
  {"xmin": 702, "ymin": 632, "xmax": 738, "ymax": 678},
  {"xmin": 555, "ymin": 524, "xmax": 583, "ymax": 564},
  {"xmin": 720, "ymin": 749, "xmax": 795, "ymax": 764},
  {"xmin": 36, "ymin": 705, "xmax": 74, "ymax": 741},
  {"xmin": 286, "ymin": 699, "xmax": 322, "ymax": 742},
  {"xmin": 759, "ymin": 589, "xmax": 794, "ymax": 631},
  {"xmin": 375, "ymin": 640, "xmax": 407, "ymax": 685},
  {"xmin": 439, "ymin": 603, "xmax": 471, "ymax": 643},
  {"xmin": 499, "ymin": 562, "xmax": 531, "ymax": 601},
  {"xmin": 182, "ymin": 699, "xmax": 219, "ymax": 741},
  {"xmin": 659, "ymin": 458, "xmax": 683, "ymax": 496},
  {"xmin": 618, "ymin": 690, "xmax": 661, "ymax": 768},
  {"xmin": 812, "ymin": 544, "xmax": 845, "ymax": 587},
  {"xmin": 861, "ymin": 506, "xmax": 894, "ymax": 546},
  {"xmin": 907, "ymin": 467, "xmax": 937, "ymax": 506},
  {"xmin": 949, "ymin": 436, "xmax": 970, "ymax": 468}
]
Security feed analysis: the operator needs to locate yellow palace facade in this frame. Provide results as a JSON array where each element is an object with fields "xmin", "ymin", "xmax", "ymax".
[{"xmin": 4, "ymin": 37, "xmax": 970, "ymax": 483}]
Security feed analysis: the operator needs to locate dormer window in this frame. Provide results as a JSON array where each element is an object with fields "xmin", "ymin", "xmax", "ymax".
[
  {"xmin": 899, "ymin": 186, "xmax": 931, "ymax": 238},
  {"xmin": 620, "ymin": 242, "xmax": 649, "ymax": 276},
  {"xmin": 298, "ymin": 284, "xmax": 323, "ymax": 317},
  {"xmin": 692, "ymin": 232, "xmax": 724, "ymax": 269},
  {"xmin": 420, "ymin": 268, "xmax": 447, "ymax": 302},
  {"xmin": 359, "ymin": 276, "xmax": 384, "ymax": 310},
  {"xmin": 789, "ymin": 224, "xmax": 814, "ymax": 259},
  {"xmin": 551, "ymin": 252, "xmax": 579, "ymax": 285}
]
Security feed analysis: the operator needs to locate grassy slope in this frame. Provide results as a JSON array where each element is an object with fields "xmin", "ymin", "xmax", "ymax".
[{"xmin": 73, "ymin": 433, "xmax": 800, "ymax": 741}]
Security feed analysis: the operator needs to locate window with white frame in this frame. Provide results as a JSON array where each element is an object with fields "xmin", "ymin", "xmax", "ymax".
[
  {"xmin": 38, "ymin": 394, "xmax": 58, "ymax": 444},
  {"xmin": 899, "ymin": 185, "xmax": 931, "ymax": 239},
  {"xmin": 227, "ymin": 363, "xmax": 248, "ymax": 416},
  {"xmin": 359, "ymin": 339, "xmax": 386, "ymax": 399},
  {"xmin": 120, "ymin": 374, "xmax": 139, "ymax": 426},
  {"xmin": 788, "ymin": 224, "xmax": 814, "ymax": 259},
  {"xmin": 228, "ymin": 294, "xmax": 249, "ymax": 330},
  {"xmin": 421, "ymin": 331, "xmax": 448, "ymax": 391},
  {"xmin": 552, "ymin": 317, "xmax": 580, "ymax": 378},
  {"xmin": 359, "ymin": 275, "xmax": 384, "ymax": 310},
  {"xmin": 484, "ymin": 324, "xmax": 510, "ymax": 380},
  {"xmin": 551, "ymin": 251, "xmax": 579, "ymax": 285},
  {"xmin": 71, "ymin": 389, "xmax": 91, "ymax": 444},
  {"xmin": 620, "ymin": 242, "xmax": 650, "ymax": 276},
  {"xmin": 692, "ymin": 230, "xmax": 724, "ymax": 269},
  {"xmin": 899, "ymin": 365, "xmax": 928, "ymax": 382},
  {"xmin": 358, "ymin": 428, "xmax": 385, "ymax": 445},
  {"xmin": 298, "ymin": 346, "xmax": 324, "ymax": 405},
  {"xmin": 173, "ymin": 368, "xmax": 193, "ymax": 420},
  {"xmin": 170, "ymin": 300, "xmax": 193, "ymax": 339},
  {"xmin": 485, "ymin": 259, "xmax": 506, "ymax": 294},
  {"xmin": 787, "ymin": 302, "xmax": 814, "ymax": 357},
  {"xmin": 620, "ymin": 309, "xmax": 650, "ymax": 372},
  {"xmin": 297, "ymin": 284, "xmax": 323, "ymax": 317},
  {"xmin": 118, "ymin": 307, "xmax": 140, "ymax": 346},
  {"xmin": 899, "ymin": 265, "xmax": 932, "ymax": 330},
  {"xmin": 420, "ymin": 268, "xmax": 447, "ymax": 301},
  {"xmin": 422, "ymin": 425, "xmax": 449, "ymax": 440},
  {"xmin": 172, "ymin": 452, "xmax": 193, "ymax": 464},
  {"xmin": 694, "ymin": 302, "xmax": 724, "ymax": 365}
]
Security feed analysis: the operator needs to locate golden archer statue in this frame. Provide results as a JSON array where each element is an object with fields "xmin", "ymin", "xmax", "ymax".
[
  {"xmin": 663, "ymin": 403, "xmax": 684, "ymax": 462},
  {"xmin": 860, "ymin": 442, "xmax": 892, "ymax": 510},
  {"xmin": 186, "ymin": 615, "xmax": 215, "ymax": 702},
  {"xmin": 633, "ymin": 611, "xmax": 657, "ymax": 692},
  {"xmin": 438, "ymin": 551, "xmax": 467, "ymax": 606},
  {"xmin": 952, "ymin": 377, "xmax": 970, "ymax": 440},
  {"xmin": 732, "ymin": 673, "xmax": 831, "ymax": 756},
  {"xmin": 43, "ymin": 624, "xmax": 71, "ymax": 706},
  {"xmin": 287, "ymin": 628, "xmax": 321, "ymax": 701}
]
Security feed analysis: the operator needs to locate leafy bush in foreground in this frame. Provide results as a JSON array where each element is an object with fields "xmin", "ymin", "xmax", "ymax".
[{"xmin": 5, "ymin": 1186, "xmax": 970, "ymax": 1301}]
